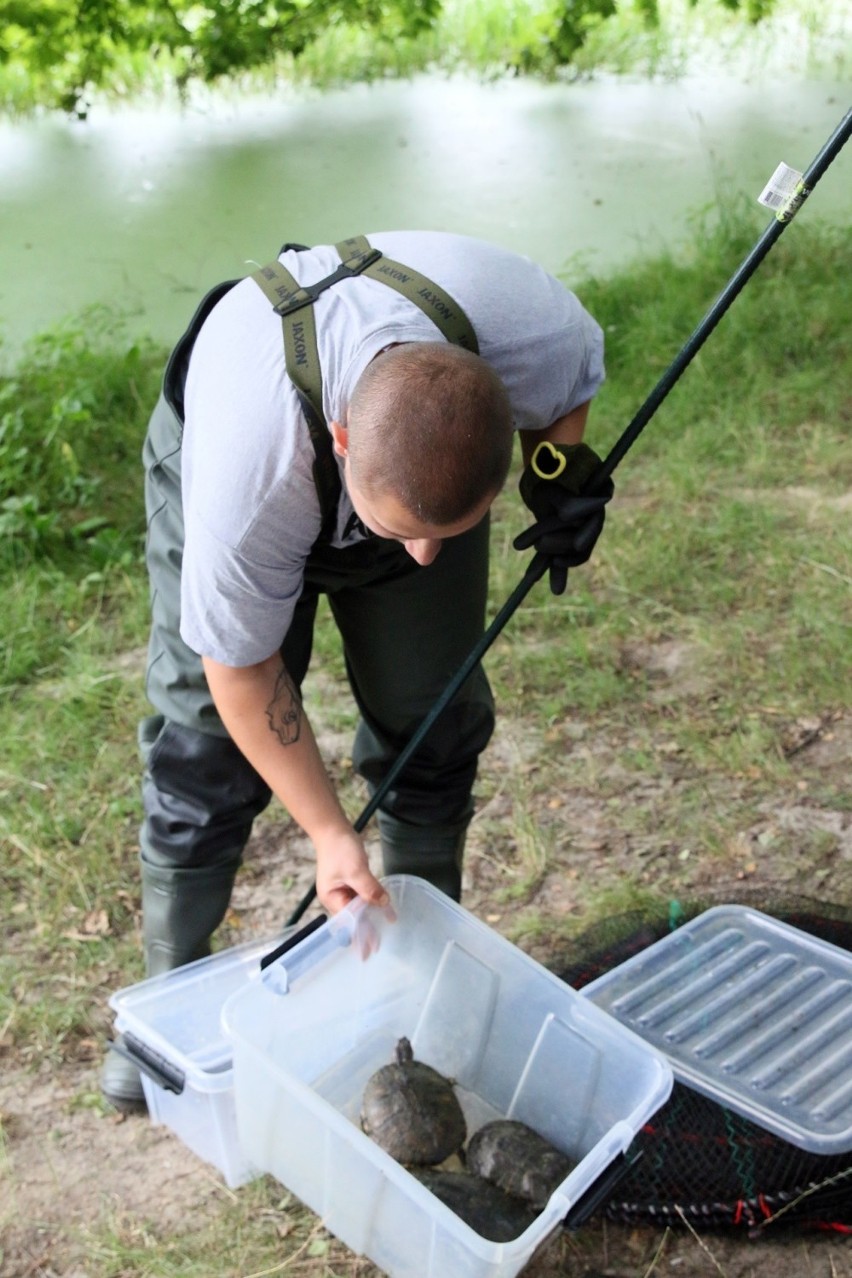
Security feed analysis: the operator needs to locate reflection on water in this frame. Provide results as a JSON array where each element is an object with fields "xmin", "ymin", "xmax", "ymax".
[{"xmin": 0, "ymin": 73, "xmax": 849, "ymax": 355}]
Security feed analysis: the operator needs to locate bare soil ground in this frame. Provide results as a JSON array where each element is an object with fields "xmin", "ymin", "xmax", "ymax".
[{"xmin": 2, "ymin": 655, "xmax": 850, "ymax": 1278}]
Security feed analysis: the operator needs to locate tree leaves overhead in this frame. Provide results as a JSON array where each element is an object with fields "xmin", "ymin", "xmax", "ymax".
[
  {"xmin": 0, "ymin": 0, "xmax": 441, "ymax": 109},
  {"xmin": 0, "ymin": 0, "xmax": 778, "ymax": 113}
]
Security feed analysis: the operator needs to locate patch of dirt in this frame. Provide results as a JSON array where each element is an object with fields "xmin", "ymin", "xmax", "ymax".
[{"xmin": 2, "ymin": 653, "xmax": 850, "ymax": 1277}]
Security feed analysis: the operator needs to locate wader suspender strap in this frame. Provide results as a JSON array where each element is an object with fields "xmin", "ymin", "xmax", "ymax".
[
  {"xmin": 163, "ymin": 278, "xmax": 242, "ymax": 423},
  {"xmin": 250, "ymin": 235, "xmax": 479, "ymax": 535},
  {"xmin": 338, "ymin": 235, "xmax": 479, "ymax": 353}
]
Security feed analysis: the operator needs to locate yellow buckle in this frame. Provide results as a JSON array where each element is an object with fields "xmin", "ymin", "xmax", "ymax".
[{"xmin": 531, "ymin": 440, "xmax": 567, "ymax": 481}]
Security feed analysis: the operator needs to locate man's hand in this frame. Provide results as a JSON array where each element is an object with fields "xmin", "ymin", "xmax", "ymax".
[
  {"xmin": 315, "ymin": 827, "xmax": 390, "ymax": 915},
  {"xmin": 514, "ymin": 441, "xmax": 614, "ymax": 595},
  {"xmin": 202, "ymin": 654, "xmax": 390, "ymax": 916}
]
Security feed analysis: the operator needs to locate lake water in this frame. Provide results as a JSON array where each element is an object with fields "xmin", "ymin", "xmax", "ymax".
[{"xmin": 0, "ymin": 72, "xmax": 849, "ymax": 357}]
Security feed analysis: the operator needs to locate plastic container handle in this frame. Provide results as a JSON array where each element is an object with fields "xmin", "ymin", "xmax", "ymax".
[
  {"xmin": 110, "ymin": 1031, "xmax": 186, "ymax": 1095},
  {"xmin": 562, "ymin": 1148, "xmax": 644, "ymax": 1231},
  {"xmin": 260, "ymin": 904, "xmax": 366, "ymax": 995},
  {"xmin": 259, "ymin": 913, "xmax": 327, "ymax": 971}
]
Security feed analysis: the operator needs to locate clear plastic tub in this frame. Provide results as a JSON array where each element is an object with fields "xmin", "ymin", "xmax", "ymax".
[
  {"xmin": 109, "ymin": 935, "xmax": 278, "ymax": 1188},
  {"xmin": 223, "ymin": 876, "xmax": 673, "ymax": 1278}
]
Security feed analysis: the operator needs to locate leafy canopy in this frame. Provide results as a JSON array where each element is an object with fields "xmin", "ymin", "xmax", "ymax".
[
  {"xmin": 1, "ymin": 0, "xmax": 779, "ymax": 113},
  {"xmin": 0, "ymin": 0, "xmax": 441, "ymax": 110}
]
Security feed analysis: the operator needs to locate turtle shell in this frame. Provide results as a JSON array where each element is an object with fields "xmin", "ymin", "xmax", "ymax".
[
  {"xmin": 361, "ymin": 1037, "xmax": 467, "ymax": 1166},
  {"xmin": 466, "ymin": 1119, "xmax": 575, "ymax": 1209},
  {"xmin": 413, "ymin": 1169, "xmax": 538, "ymax": 1242}
]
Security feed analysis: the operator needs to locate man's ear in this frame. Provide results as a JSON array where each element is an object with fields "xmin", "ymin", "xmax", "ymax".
[{"xmin": 330, "ymin": 420, "xmax": 349, "ymax": 458}]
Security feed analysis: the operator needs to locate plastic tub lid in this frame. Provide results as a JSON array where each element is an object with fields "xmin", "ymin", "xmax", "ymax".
[{"xmin": 582, "ymin": 905, "xmax": 852, "ymax": 1154}]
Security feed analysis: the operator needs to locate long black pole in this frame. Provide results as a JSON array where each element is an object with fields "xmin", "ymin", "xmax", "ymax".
[
  {"xmin": 284, "ymin": 551, "xmax": 548, "ymax": 926},
  {"xmin": 285, "ymin": 107, "xmax": 852, "ymax": 928}
]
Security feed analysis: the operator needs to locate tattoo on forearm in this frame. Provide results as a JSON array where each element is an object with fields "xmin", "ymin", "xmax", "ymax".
[{"xmin": 265, "ymin": 665, "xmax": 302, "ymax": 746}]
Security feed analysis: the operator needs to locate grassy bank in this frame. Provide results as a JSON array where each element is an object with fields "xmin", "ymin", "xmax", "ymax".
[{"xmin": 1, "ymin": 209, "xmax": 850, "ymax": 1271}]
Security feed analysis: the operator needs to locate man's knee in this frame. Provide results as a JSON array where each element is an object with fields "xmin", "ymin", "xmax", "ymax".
[
  {"xmin": 140, "ymin": 718, "xmax": 271, "ymax": 869},
  {"xmin": 353, "ymin": 681, "xmax": 495, "ymax": 827}
]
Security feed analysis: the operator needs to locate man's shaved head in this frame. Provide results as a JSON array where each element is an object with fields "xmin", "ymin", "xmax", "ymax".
[{"xmin": 346, "ymin": 342, "xmax": 513, "ymax": 525}]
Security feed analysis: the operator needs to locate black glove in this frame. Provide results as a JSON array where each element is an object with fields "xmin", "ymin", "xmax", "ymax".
[{"xmin": 513, "ymin": 441, "xmax": 614, "ymax": 595}]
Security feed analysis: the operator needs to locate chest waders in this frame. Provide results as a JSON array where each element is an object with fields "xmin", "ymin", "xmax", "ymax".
[{"xmin": 103, "ymin": 241, "xmax": 484, "ymax": 1112}]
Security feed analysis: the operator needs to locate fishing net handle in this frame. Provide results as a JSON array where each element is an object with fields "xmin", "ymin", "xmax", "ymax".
[{"xmin": 286, "ymin": 107, "xmax": 852, "ymax": 929}]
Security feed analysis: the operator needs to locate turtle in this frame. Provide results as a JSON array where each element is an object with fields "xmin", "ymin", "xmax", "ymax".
[
  {"xmin": 412, "ymin": 1169, "xmax": 538, "ymax": 1242},
  {"xmin": 466, "ymin": 1119, "xmax": 575, "ymax": 1209},
  {"xmin": 361, "ymin": 1037, "xmax": 467, "ymax": 1165}
]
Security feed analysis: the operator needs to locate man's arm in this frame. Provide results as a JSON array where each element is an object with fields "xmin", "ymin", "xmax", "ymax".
[
  {"xmin": 518, "ymin": 400, "xmax": 590, "ymax": 466},
  {"xmin": 202, "ymin": 652, "xmax": 389, "ymax": 915}
]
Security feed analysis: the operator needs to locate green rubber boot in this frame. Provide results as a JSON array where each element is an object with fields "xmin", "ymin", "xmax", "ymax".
[
  {"xmin": 377, "ymin": 812, "xmax": 468, "ymax": 902},
  {"xmin": 100, "ymin": 859, "xmax": 238, "ymax": 1113}
]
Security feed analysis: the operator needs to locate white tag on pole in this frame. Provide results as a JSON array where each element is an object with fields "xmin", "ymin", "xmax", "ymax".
[{"xmin": 757, "ymin": 162, "xmax": 804, "ymax": 212}]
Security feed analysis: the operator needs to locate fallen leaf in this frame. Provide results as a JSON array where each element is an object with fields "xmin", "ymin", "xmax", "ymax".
[{"xmin": 81, "ymin": 909, "xmax": 110, "ymax": 936}]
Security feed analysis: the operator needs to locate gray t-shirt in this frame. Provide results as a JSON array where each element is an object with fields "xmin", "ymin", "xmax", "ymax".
[{"xmin": 180, "ymin": 231, "xmax": 605, "ymax": 666}]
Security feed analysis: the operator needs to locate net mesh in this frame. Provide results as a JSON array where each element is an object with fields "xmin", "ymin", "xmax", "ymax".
[{"xmin": 548, "ymin": 889, "xmax": 852, "ymax": 1232}]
